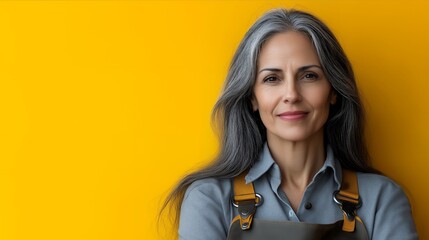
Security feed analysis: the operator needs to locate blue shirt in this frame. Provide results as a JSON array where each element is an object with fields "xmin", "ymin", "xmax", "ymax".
[{"xmin": 179, "ymin": 144, "xmax": 418, "ymax": 239}]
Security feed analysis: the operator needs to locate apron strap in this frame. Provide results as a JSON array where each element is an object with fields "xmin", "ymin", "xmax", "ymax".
[
  {"xmin": 333, "ymin": 169, "xmax": 362, "ymax": 232},
  {"xmin": 232, "ymin": 171, "xmax": 262, "ymax": 230}
]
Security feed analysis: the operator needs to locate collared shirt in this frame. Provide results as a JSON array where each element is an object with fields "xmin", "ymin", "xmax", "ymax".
[{"xmin": 179, "ymin": 144, "xmax": 418, "ymax": 239}]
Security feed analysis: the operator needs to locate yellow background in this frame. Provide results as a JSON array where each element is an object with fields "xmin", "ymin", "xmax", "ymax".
[{"xmin": 1, "ymin": 0, "xmax": 428, "ymax": 239}]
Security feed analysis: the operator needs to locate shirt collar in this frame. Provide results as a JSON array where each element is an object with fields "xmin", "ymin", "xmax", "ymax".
[
  {"xmin": 245, "ymin": 143, "xmax": 275, "ymax": 184},
  {"xmin": 323, "ymin": 145, "xmax": 342, "ymax": 188},
  {"xmin": 245, "ymin": 142, "xmax": 342, "ymax": 188}
]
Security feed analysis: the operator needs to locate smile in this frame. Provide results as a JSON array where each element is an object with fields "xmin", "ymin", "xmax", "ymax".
[{"xmin": 277, "ymin": 111, "xmax": 308, "ymax": 120}]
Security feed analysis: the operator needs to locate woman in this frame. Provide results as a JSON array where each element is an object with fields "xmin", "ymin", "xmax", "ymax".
[{"xmin": 162, "ymin": 8, "xmax": 418, "ymax": 239}]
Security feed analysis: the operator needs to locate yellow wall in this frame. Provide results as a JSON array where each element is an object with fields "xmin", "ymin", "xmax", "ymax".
[{"xmin": 1, "ymin": 1, "xmax": 428, "ymax": 239}]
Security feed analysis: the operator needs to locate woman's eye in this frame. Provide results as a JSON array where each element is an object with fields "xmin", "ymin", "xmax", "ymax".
[
  {"xmin": 302, "ymin": 73, "xmax": 318, "ymax": 80},
  {"xmin": 263, "ymin": 76, "xmax": 279, "ymax": 83}
]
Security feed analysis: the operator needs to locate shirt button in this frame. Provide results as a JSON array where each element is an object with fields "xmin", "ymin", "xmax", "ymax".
[
  {"xmin": 288, "ymin": 210, "xmax": 294, "ymax": 217},
  {"xmin": 304, "ymin": 202, "xmax": 312, "ymax": 210}
]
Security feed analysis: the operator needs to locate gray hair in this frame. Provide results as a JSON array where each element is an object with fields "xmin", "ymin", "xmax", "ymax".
[{"xmin": 161, "ymin": 8, "xmax": 374, "ymax": 227}]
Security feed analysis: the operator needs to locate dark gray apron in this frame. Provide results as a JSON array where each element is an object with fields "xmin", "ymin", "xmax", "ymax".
[
  {"xmin": 227, "ymin": 169, "xmax": 368, "ymax": 240},
  {"xmin": 227, "ymin": 217, "xmax": 368, "ymax": 240}
]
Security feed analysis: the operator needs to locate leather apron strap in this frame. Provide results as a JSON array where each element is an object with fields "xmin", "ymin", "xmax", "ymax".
[
  {"xmin": 333, "ymin": 169, "xmax": 362, "ymax": 232},
  {"xmin": 231, "ymin": 171, "xmax": 262, "ymax": 230}
]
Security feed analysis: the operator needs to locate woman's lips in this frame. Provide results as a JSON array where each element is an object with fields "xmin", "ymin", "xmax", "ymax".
[{"xmin": 277, "ymin": 111, "xmax": 308, "ymax": 120}]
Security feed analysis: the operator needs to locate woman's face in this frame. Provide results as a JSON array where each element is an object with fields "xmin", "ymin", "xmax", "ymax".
[{"xmin": 252, "ymin": 31, "xmax": 336, "ymax": 144}]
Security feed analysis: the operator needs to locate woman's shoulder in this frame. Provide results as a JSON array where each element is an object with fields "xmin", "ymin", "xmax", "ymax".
[
  {"xmin": 356, "ymin": 171, "xmax": 412, "ymax": 211},
  {"xmin": 356, "ymin": 171, "xmax": 406, "ymax": 195},
  {"xmin": 183, "ymin": 177, "xmax": 233, "ymax": 203}
]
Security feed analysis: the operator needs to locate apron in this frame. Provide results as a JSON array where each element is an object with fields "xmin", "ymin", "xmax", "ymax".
[{"xmin": 226, "ymin": 169, "xmax": 369, "ymax": 240}]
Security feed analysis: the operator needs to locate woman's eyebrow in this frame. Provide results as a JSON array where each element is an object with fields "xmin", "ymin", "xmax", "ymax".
[
  {"xmin": 297, "ymin": 65, "xmax": 322, "ymax": 72},
  {"xmin": 258, "ymin": 65, "xmax": 322, "ymax": 74},
  {"xmin": 258, "ymin": 68, "xmax": 282, "ymax": 74}
]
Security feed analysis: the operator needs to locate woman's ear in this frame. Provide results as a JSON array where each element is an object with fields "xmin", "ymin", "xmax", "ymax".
[{"xmin": 330, "ymin": 91, "xmax": 337, "ymax": 105}]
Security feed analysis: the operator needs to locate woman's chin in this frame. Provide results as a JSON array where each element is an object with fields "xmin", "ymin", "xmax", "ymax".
[{"xmin": 267, "ymin": 129, "xmax": 324, "ymax": 144}]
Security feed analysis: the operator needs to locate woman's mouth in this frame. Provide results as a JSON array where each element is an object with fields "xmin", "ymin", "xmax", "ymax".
[{"xmin": 277, "ymin": 111, "xmax": 308, "ymax": 120}]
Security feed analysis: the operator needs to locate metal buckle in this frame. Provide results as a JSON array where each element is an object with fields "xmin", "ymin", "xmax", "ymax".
[
  {"xmin": 232, "ymin": 193, "xmax": 263, "ymax": 208},
  {"xmin": 333, "ymin": 190, "xmax": 362, "ymax": 220}
]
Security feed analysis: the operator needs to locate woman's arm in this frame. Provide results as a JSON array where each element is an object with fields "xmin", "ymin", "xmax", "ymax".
[
  {"xmin": 359, "ymin": 173, "xmax": 419, "ymax": 239},
  {"xmin": 372, "ymin": 181, "xmax": 418, "ymax": 239},
  {"xmin": 179, "ymin": 179, "xmax": 231, "ymax": 240}
]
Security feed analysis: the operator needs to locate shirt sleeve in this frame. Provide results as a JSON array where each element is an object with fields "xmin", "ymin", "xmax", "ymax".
[
  {"xmin": 370, "ymin": 178, "xmax": 418, "ymax": 240},
  {"xmin": 178, "ymin": 179, "xmax": 230, "ymax": 240}
]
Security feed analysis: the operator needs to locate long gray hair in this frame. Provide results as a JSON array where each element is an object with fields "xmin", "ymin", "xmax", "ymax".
[{"xmin": 161, "ymin": 8, "xmax": 375, "ymax": 226}]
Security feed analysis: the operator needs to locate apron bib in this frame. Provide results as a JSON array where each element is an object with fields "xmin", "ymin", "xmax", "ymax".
[{"xmin": 227, "ymin": 169, "xmax": 368, "ymax": 240}]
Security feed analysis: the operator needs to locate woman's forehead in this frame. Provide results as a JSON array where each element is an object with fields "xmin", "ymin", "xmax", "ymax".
[{"xmin": 257, "ymin": 32, "xmax": 320, "ymax": 71}]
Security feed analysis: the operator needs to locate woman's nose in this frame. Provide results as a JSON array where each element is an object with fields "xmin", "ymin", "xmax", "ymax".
[{"xmin": 283, "ymin": 80, "xmax": 301, "ymax": 103}]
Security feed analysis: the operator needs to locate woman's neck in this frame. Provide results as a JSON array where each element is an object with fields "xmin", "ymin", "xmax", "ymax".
[
  {"xmin": 267, "ymin": 130, "xmax": 326, "ymax": 212},
  {"xmin": 267, "ymin": 131, "xmax": 326, "ymax": 189}
]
